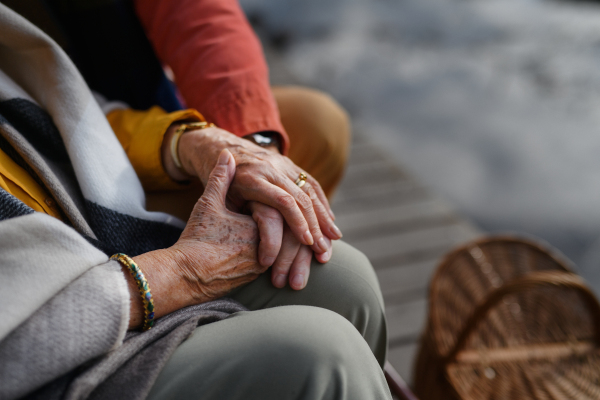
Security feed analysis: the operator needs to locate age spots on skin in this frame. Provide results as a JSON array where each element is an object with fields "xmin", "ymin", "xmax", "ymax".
[{"xmin": 219, "ymin": 233, "xmax": 231, "ymax": 244}]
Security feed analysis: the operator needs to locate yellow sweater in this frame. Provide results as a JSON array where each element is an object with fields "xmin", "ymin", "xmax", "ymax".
[{"xmin": 0, "ymin": 106, "xmax": 203, "ymax": 220}]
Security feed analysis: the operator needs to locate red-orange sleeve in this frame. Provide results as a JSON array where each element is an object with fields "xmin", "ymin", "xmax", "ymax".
[{"xmin": 133, "ymin": 0, "xmax": 290, "ymax": 154}]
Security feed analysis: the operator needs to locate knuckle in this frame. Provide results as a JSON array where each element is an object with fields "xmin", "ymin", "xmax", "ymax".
[
  {"xmin": 272, "ymin": 264, "xmax": 290, "ymax": 275},
  {"xmin": 258, "ymin": 209, "xmax": 282, "ymax": 225},
  {"xmin": 209, "ymin": 166, "xmax": 228, "ymax": 181},
  {"xmin": 264, "ymin": 207, "xmax": 282, "ymax": 220},
  {"xmin": 307, "ymin": 186, "xmax": 319, "ymax": 202},
  {"xmin": 297, "ymin": 193, "xmax": 312, "ymax": 211},
  {"xmin": 255, "ymin": 210, "xmax": 283, "ymax": 225},
  {"xmin": 194, "ymin": 197, "xmax": 214, "ymax": 212},
  {"xmin": 235, "ymin": 166, "xmax": 258, "ymax": 182},
  {"xmin": 275, "ymin": 193, "xmax": 296, "ymax": 209},
  {"xmin": 275, "ymin": 254, "xmax": 295, "ymax": 270}
]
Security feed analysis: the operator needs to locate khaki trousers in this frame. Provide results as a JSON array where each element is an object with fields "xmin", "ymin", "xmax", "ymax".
[
  {"xmin": 147, "ymin": 241, "xmax": 390, "ymax": 400},
  {"xmin": 146, "ymin": 87, "xmax": 390, "ymax": 399},
  {"xmin": 273, "ymin": 85, "xmax": 351, "ymax": 198}
]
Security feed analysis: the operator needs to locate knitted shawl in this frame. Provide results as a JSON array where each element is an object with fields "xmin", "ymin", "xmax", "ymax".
[{"xmin": 0, "ymin": 4, "xmax": 245, "ymax": 399}]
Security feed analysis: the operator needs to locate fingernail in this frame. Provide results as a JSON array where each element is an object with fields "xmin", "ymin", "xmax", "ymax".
[
  {"xmin": 303, "ymin": 230, "xmax": 314, "ymax": 246},
  {"xmin": 322, "ymin": 248, "xmax": 331, "ymax": 262},
  {"xmin": 330, "ymin": 224, "xmax": 343, "ymax": 239},
  {"xmin": 217, "ymin": 149, "xmax": 230, "ymax": 165},
  {"xmin": 318, "ymin": 237, "xmax": 328, "ymax": 253},
  {"xmin": 274, "ymin": 274, "xmax": 287, "ymax": 288},
  {"xmin": 263, "ymin": 256, "xmax": 276, "ymax": 267},
  {"xmin": 292, "ymin": 274, "xmax": 304, "ymax": 289}
]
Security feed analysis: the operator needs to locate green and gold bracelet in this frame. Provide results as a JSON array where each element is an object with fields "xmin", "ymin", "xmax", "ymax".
[{"xmin": 111, "ymin": 253, "xmax": 155, "ymax": 331}]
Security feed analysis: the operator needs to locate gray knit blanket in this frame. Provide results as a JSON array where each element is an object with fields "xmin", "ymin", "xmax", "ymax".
[{"xmin": 0, "ymin": 4, "xmax": 246, "ymax": 399}]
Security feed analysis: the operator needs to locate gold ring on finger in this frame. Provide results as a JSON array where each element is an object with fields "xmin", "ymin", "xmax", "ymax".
[{"xmin": 295, "ymin": 172, "xmax": 307, "ymax": 188}]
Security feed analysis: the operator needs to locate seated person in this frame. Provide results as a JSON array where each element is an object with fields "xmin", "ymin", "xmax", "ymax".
[
  {"xmin": 8, "ymin": 0, "xmax": 353, "ymax": 290},
  {"xmin": 0, "ymin": 3, "xmax": 391, "ymax": 400}
]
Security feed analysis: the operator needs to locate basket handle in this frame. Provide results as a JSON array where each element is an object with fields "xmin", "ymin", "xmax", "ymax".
[{"xmin": 445, "ymin": 271, "xmax": 600, "ymax": 363}]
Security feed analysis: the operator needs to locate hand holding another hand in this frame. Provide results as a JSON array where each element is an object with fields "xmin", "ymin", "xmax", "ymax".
[
  {"xmin": 247, "ymin": 201, "xmax": 331, "ymax": 290},
  {"xmin": 129, "ymin": 149, "xmax": 266, "ymax": 328},
  {"xmin": 175, "ymin": 126, "xmax": 342, "ymax": 258}
]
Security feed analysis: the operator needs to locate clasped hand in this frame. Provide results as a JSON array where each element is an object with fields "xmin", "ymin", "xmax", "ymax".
[
  {"xmin": 130, "ymin": 148, "xmax": 340, "ymax": 329},
  {"xmin": 131, "ymin": 150, "xmax": 263, "ymax": 328},
  {"xmin": 163, "ymin": 125, "xmax": 342, "ymax": 290}
]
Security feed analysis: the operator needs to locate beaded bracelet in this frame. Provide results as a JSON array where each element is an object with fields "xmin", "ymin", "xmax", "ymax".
[{"xmin": 111, "ymin": 253, "xmax": 155, "ymax": 331}]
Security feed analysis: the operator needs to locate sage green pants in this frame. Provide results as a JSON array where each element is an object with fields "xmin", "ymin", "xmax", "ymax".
[{"xmin": 147, "ymin": 241, "xmax": 392, "ymax": 400}]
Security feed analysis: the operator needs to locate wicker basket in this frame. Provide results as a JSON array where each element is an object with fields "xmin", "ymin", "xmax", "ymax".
[{"xmin": 413, "ymin": 236, "xmax": 600, "ymax": 400}]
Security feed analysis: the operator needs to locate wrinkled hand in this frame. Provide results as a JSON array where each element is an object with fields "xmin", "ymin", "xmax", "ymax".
[
  {"xmin": 129, "ymin": 149, "xmax": 264, "ymax": 328},
  {"xmin": 172, "ymin": 148, "xmax": 266, "ymax": 302},
  {"xmin": 176, "ymin": 126, "xmax": 342, "ymax": 260},
  {"xmin": 248, "ymin": 201, "xmax": 333, "ymax": 290}
]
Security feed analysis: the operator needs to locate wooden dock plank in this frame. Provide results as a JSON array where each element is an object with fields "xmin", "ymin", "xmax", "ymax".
[
  {"xmin": 334, "ymin": 198, "xmax": 458, "ymax": 234},
  {"xmin": 348, "ymin": 222, "xmax": 478, "ymax": 264},
  {"xmin": 332, "ymin": 183, "xmax": 428, "ymax": 216}
]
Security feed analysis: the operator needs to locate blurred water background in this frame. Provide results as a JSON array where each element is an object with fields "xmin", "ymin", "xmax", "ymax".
[{"xmin": 240, "ymin": 0, "xmax": 600, "ymax": 292}]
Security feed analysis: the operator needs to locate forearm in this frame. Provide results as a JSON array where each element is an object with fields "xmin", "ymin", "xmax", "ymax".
[
  {"xmin": 127, "ymin": 249, "xmax": 191, "ymax": 330},
  {"xmin": 133, "ymin": 0, "xmax": 289, "ymax": 151}
]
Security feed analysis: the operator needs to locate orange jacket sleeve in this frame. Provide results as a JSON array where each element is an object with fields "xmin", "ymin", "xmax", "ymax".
[{"xmin": 133, "ymin": 0, "xmax": 290, "ymax": 154}]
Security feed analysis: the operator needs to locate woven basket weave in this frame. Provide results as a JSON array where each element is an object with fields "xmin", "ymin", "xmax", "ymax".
[{"xmin": 413, "ymin": 236, "xmax": 600, "ymax": 400}]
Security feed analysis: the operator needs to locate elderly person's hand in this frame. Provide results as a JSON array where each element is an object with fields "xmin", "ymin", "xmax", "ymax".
[
  {"xmin": 128, "ymin": 149, "xmax": 266, "ymax": 329},
  {"xmin": 247, "ymin": 201, "xmax": 332, "ymax": 290},
  {"xmin": 163, "ymin": 124, "xmax": 342, "ymax": 263}
]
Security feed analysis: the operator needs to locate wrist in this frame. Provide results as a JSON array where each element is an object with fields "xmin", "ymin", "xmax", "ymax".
[
  {"xmin": 161, "ymin": 120, "xmax": 197, "ymax": 182},
  {"xmin": 120, "ymin": 262, "xmax": 145, "ymax": 330},
  {"xmin": 127, "ymin": 249, "xmax": 191, "ymax": 328},
  {"xmin": 178, "ymin": 127, "xmax": 231, "ymax": 183}
]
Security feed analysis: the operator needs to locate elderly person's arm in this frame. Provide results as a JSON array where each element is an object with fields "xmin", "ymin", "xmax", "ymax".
[
  {"xmin": 0, "ymin": 150, "xmax": 265, "ymax": 398},
  {"xmin": 102, "ymin": 100, "xmax": 334, "ymax": 290},
  {"xmin": 0, "ymin": 212, "xmax": 130, "ymax": 399},
  {"xmin": 126, "ymin": 150, "xmax": 266, "ymax": 328},
  {"xmin": 133, "ymin": 0, "xmax": 286, "ymax": 148},
  {"xmin": 132, "ymin": 0, "xmax": 342, "ymax": 263}
]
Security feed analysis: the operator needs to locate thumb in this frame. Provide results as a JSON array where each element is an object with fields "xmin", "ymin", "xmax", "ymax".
[{"xmin": 202, "ymin": 149, "xmax": 235, "ymax": 208}]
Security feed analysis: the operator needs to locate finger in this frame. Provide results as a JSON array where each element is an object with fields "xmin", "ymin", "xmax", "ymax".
[
  {"xmin": 303, "ymin": 181, "xmax": 342, "ymax": 241},
  {"xmin": 308, "ymin": 176, "xmax": 336, "ymax": 221},
  {"xmin": 201, "ymin": 149, "xmax": 235, "ymax": 209},
  {"xmin": 278, "ymin": 176, "xmax": 329, "ymax": 254},
  {"xmin": 288, "ymin": 245, "xmax": 313, "ymax": 290},
  {"xmin": 315, "ymin": 236, "xmax": 332, "ymax": 264},
  {"xmin": 271, "ymin": 226, "xmax": 301, "ymax": 288},
  {"xmin": 248, "ymin": 202, "xmax": 284, "ymax": 267},
  {"xmin": 249, "ymin": 180, "xmax": 314, "ymax": 247}
]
